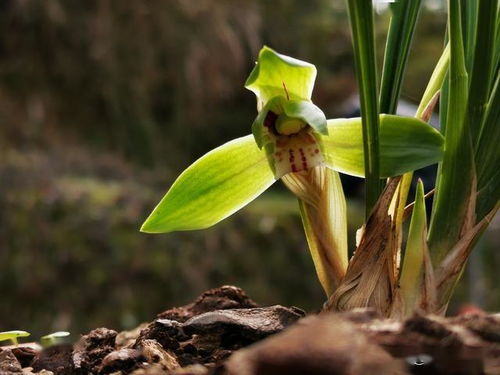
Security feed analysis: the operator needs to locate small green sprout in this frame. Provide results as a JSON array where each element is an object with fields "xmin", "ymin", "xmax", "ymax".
[
  {"xmin": 0, "ymin": 330, "xmax": 30, "ymax": 346},
  {"xmin": 40, "ymin": 331, "xmax": 70, "ymax": 347}
]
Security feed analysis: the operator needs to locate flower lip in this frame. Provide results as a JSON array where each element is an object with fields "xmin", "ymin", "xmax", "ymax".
[
  {"xmin": 259, "ymin": 105, "xmax": 325, "ymax": 177},
  {"xmin": 272, "ymin": 127, "xmax": 324, "ymax": 177}
]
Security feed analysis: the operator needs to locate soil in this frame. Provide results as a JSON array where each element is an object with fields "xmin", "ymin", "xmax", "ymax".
[{"xmin": 1, "ymin": 285, "xmax": 499, "ymax": 375}]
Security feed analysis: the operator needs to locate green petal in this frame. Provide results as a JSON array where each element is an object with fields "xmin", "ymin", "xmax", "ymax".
[
  {"xmin": 245, "ymin": 46, "xmax": 317, "ymax": 104},
  {"xmin": 251, "ymin": 96, "xmax": 285, "ymax": 148},
  {"xmin": 321, "ymin": 114, "xmax": 444, "ymax": 178},
  {"xmin": 283, "ymin": 100, "xmax": 328, "ymax": 135},
  {"xmin": 141, "ymin": 135, "xmax": 276, "ymax": 233}
]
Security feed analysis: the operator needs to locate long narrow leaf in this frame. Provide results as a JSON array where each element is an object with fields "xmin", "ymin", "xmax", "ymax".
[
  {"xmin": 476, "ymin": 73, "xmax": 500, "ymax": 219},
  {"xmin": 380, "ymin": 0, "xmax": 423, "ymax": 114},
  {"xmin": 494, "ymin": 6, "xmax": 500, "ymax": 76},
  {"xmin": 428, "ymin": 1, "xmax": 473, "ymax": 267},
  {"xmin": 416, "ymin": 44, "xmax": 450, "ymax": 119},
  {"xmin": 460, "ymin": 0, "xmax": 479, "ymax": 71},
  {"xmin": 346, "ymin": 0, "xmax": 382, "ymax": 216},
  {"xmin": 468, "ymin": 0, "xmax": 497, "ymax": 144}
]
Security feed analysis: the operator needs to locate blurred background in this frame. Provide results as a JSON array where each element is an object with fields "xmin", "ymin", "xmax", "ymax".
[{"xmin": 1, "ymin": 0, "xmax": 498, "ymax": 338}]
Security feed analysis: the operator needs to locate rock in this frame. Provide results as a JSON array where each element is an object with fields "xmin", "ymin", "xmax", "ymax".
[
  {"xmin": 338, "ymin": 307, "xmax": 383, "ymax": 324},
  {"xmin": 116, "ymin": 323, "xmax": 149, "ymax": 348},
  {"xmin": 11, "ymin": 346, "xmax": 39, "ymax": 368},
  {"xmin": 129, "ymin": 363, "xmax": 172, "ymax": 375},
  {"xmin": 450, "ymin": 314, "xmax": 500, "ymax": 343},
  {"xmin": 183, "ymin": 305, "xmax": 305, "ymax": 344},
  {"xmin": 99, "ymin": 348, "xmax": 144, "ymax": 374},
  {"xmin": 31, "ymin": 344, "xmax": 74, "ymax": 375},
  {"xmin": 134, "ymin": 319, "xmax": 186, "ymax": 351},
  {"xmin": 172, "ymin": 364, "xmax": 209, "ymax": 375},
  {"xmin": 21, "ymin": 368, "xmax": 54, "ymax": 375},
  {"xmin": 157, "ymin": 286, "xmax": 258, "ymax": 323},
  {"xmin": 223, "ymin": 314, "xmax": 408, "ymax": 375},
  {"xmin": 400, "ymin": 315, "xmax": 484, "ymax": 375},
  {"xmin": 353, "ymin": 313, "xmax": 488, "ymax": 374},
  {"xmin": 0, "ymin": 349, "xmax": 23, "ymax": 374},
  {"xmin": 138, "ymin": 339, "xmax": 179, "ymax": 372},
  {"xmin": 77, "ymin": 328, "xmax": 117, "ymax": 351},
  {"xmin": 73, "ymin": 327, "xmax": 117, "ymax": 373}
]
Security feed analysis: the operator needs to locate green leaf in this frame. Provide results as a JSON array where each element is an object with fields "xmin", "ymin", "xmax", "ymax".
[
  {"xmin": 416, "ymin": 44, "xmax": 450, "ymax": 119},
  {"xmin": 380, "ymin": 0, "xmax": 423, "ymax": 114},
  {"xmin": 476, "ymin": 72, "xmax": 500, "ymax": 219},
  {"xmin": 468, "ymin": 0, "xmax": 497, "ymax": 146},
  {"xmin": 0, "ymin": 330, "xmax": 30, "ymax": 343},
  {"xmin": 346, "ymin": 0, "xmax": 382, "ymax": 216},
  {"xmin": 460, "ymin": 0, "xmax": 479, "ymax": 71},
  {"xmin": 494, "ymin": 6, "xmax": 500, "ymax": 76},
  {"xmin": 245, "ymin": 46, "xmax": 317, "ymax": 104},
  {"xmin": 428, "ymin": 0, "xmax": 474, "ymax": 267},
  {"xmin": 399, "ymin": 180, "xmax": 428, "ymax": 315},
  {"xmin": 141, "ymin": 135, "xmax": 276, "ymax": 233},
  {"xmin": 282, "ymin": 100, "xmax": 328, "ymax": 135},
  {"xmin": 321, "ymin": 115, "xmax": 444, "ymax": 178}
]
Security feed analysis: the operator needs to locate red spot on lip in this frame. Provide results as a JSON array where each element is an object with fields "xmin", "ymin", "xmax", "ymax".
[
  {"xmin": 291, "ymin": 164, "xmax": 297, "ymax": 172},
  {"xmin": 314, "ymin": 149, "xmax": 319, "ymax": 154}
]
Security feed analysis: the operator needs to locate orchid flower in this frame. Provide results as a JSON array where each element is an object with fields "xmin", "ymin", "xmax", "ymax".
[
  {"xmin": 141, "ymin": 46, "xmax": 443, "ymax": 233},
  {"xmin": 140, "ymin": 47, "xmax": 443, "ymax": 295}
]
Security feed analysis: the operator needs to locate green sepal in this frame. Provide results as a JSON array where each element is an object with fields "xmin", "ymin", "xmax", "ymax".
[
  {"xmin": 282, "ymin": 100, "xmax": 328, "ymax": 135},
  {"xmin": 251, "ymin": 96, "xmax": 284, "ymax": 148},
  {"xmin": 245, "ymin": 46, "xmax": 317, "ymax": 104},
  {"xmin": 141, "ymin": 135, "xmax": 276, "ymax": 233},
  {"xmin": 321, "ymin": 114, "xmax": 444, "ymax": 178}
]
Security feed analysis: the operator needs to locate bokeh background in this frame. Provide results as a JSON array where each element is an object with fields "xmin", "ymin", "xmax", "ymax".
[{"xmin": 1, "ymin": 0, "xmax": 498, "ymax": 338}]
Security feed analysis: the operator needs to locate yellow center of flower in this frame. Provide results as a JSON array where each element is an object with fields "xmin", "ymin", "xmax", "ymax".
[{"xmin": 275, "ymin": 114, "xmax": 306, "ymax": 135}]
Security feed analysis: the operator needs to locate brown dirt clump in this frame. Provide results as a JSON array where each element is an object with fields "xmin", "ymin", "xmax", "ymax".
[{"xmin": 2, "ymin": 286, "xmax": 500, "ymax": 375}]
